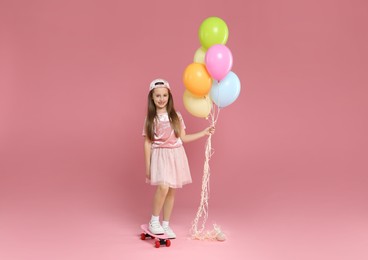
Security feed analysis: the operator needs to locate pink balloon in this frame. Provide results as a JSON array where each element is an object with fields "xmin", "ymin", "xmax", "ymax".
[{"xmin": 205, "ymin": 44, "xmax": 233, "ymax": 81}]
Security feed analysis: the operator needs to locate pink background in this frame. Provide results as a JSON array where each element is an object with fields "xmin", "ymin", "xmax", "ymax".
[{"xmin": 1, "ymin": 0, "xmax": 367, "ymax": 259}]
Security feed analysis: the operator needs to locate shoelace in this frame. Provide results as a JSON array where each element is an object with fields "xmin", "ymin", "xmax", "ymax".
[
  {"xmin": 163, "ymin": 226, "xmax": 174, "ymax": 233},
  {"xmin": 150, "ymin": 222, "xmax": 162, "ymax": 229}
]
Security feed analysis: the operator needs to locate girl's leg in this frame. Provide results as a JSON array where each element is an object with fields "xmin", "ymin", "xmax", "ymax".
[
  {"xmin": 162, "ymin": 188, "xmax": 177, "ymax": 238},
  {"xmin": 152, "ymin": 185, "xmax": 169, "ymax": 216},
  {"xmin": 163, "ymin": 188, "xmax": 176, "ymax": 221},
  {"xmin": 149, "ymin": 185, "xmax": 169, "ymax": 234}
]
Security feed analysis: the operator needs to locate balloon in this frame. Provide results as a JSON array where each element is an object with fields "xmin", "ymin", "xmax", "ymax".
[
  {"xmin": 205, "ymin": 44, "xmax": 233, "ymax": 81},
  {"xmin": 210, "ymin": 71, "xmax": 241, "ymax": 108},
  {"xmin": 183, "ymin": 63, "xmax": 212, "ymax": 97},
  {"xmin": 183, "ymin": 90, "xmax": 212, "ymax": 118},
  {"xmin": 198, "ymin": 17, "xmax": 229, "ymax": 50},
  {"xmin": 193, "ymin": 47, "xmax": 206, "ymax": 64}
]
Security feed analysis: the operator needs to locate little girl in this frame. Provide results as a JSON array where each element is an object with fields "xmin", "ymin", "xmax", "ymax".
[{"xmin": 143, "ymin": 78, "xmax": 215, "ymax": 238}]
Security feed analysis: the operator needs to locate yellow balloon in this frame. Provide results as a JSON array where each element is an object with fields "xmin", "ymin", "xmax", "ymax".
[
  {"xmin": 199, "ymin": 17, "xmax": 229, "ymax": 50},
  {"xmin": 183, "ymin": 63, "xmax": 212, "ymax": 97},
  {"xmin": 183, "ymin": 90, "xmax": 212, "ymax": 118},
  {"xmin": 193, "ymin": 47, "xmax": 206, "ymax": 64}
]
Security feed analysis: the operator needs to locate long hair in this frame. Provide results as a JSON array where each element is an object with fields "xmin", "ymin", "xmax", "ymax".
[{"xmin": 145, "ymin": 89, "xmax": 181, "ymax": 141}]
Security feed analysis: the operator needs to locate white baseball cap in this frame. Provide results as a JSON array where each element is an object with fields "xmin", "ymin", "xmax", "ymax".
[{"xmin": 149, "ymin": 78, "xmax": 170, "ymax": 91}]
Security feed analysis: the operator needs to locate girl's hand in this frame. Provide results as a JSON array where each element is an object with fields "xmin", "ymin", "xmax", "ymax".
[
  {"xmin": 203, "ymin": 126, "xmax": 215, "ymax": 136},
  {"xmin": 146, "ymin": 169, "xmax": 151, "ymax": 182}
]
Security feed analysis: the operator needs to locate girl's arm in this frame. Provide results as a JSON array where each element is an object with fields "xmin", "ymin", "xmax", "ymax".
[
  {"xmin": 144, "ymin": 136, "xmax": 152, "ymax": 180},
  {"xmin": 180, "ymin": 126, "xmax": 215, "ymax": 143}
]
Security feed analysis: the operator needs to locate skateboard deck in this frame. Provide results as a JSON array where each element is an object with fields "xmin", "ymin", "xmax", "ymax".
[{"xmin": 140, "ymin": 224, "xmax": 171, "ymax": 248}]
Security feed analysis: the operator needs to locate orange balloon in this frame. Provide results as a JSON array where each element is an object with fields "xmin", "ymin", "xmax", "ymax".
[{"xmin": 183, "ymin": 63, "xmax": 212, "ymax": 97}]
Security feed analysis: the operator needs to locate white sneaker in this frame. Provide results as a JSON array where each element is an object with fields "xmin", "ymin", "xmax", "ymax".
[
  {"xmin": 149, "ymin": 221, "xmax": 164, "ymax": 235},
  {"xmin": 163, "ymin": 225, "xmax": 176, "ymax": 239}
]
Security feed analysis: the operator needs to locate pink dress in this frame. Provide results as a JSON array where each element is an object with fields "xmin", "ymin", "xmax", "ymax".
[{"xmin": 143, "ymin": 112, "xmax": 192, "ymax": 188}]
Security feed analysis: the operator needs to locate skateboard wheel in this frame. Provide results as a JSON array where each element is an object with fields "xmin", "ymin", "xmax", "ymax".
[
  {"xmin": 140, "ymin": 233, "xmax": 146, "ymax": 240},
  {"xmin": 155, "ymin": 241, "xmax": 160, "ymax": 248},
  {"xmin": 166, "ymin": 240, "xmax": 171, "ymax": 247}
]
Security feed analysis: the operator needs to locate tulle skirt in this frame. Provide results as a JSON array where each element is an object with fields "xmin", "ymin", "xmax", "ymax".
[{"xmin": 148, "ymin": 146, "xmax": 192, "ymax": 188}]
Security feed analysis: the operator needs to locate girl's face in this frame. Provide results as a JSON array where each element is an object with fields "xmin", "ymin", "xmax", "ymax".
[{"xmin": 152, "ymin": 87, "xmax": 169, "ymax": 110}]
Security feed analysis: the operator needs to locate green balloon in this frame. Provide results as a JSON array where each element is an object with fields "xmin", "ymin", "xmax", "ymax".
[{"xmin": 198, "ymin": 17, "xmax": 229, "ymax": 50}]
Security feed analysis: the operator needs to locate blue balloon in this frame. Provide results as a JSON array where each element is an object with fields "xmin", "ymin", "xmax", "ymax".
[{"xmin": 210, "ymin": 71, "xmax": 241, "ymax": 108}]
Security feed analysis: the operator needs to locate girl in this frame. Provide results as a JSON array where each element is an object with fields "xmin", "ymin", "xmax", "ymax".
[{"xmin": 143, "ymin": 78, "xmax": 215, "ymax": 238}]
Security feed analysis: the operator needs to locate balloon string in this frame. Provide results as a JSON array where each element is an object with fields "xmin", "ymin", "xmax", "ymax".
[{"xmin": 190, "ymin": 106, "xmax": 224, "ymax": 240}]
